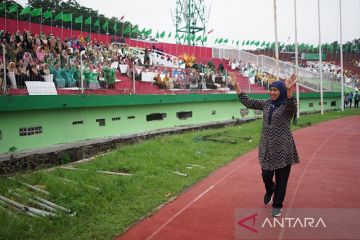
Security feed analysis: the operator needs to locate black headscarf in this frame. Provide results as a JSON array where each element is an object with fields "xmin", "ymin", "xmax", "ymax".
[{"xmin": 268, "ymin": 81, "xmax": 287, "ymax": 125}]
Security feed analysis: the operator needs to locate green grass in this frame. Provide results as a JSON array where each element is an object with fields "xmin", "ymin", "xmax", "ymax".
[{"xmin": 0, "ymin": 108, "xmax": 359, "ymax": 240}]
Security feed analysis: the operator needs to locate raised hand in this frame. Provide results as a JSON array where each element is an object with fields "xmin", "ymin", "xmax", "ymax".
[
  {"xmin": 285, "ymin": 73, "xmax": 298, "ymax": 90},
  {"xmin": 230, "ymin": 75, "xmax": 243, "ymax": 94}
]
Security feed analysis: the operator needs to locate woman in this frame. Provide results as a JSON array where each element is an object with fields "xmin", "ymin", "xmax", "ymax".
[{"xmin": 231, "ymin": 75, "xmax": 299, "ymax": 217}]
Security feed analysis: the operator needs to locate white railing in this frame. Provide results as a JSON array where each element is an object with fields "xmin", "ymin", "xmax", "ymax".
[{"xmin": 212, "ymin": 47, "xmax": 339, "ymax": 92}]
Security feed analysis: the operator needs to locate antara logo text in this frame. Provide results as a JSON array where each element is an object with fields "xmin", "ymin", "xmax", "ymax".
[{"xmin": 238, "ymin": 213, "xmax": 327, "ymax": 233}]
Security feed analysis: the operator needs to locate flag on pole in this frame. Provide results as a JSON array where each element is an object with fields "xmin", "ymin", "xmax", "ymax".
[
  {"xmin": 120, "ymin": 15, "xmax": 125, "ymax": 22},
  {"xmin": 202, "ymin": 36, "xmax": 208, "ymax": 42},
  {"xmin": 20, "ymin": 6, "xmax": 31, "ymax": 15},
  {"xmin": 63, "ymin": 13, "xmax": 72, "ymax": 22},
  {"xmin": 160, "ymin": 31, "xmax": 165, "ymax": 38},
  {"xmin": 196, "ymin": 35, "xmax": 202, "ymax": 42},
  {"xmin": 0, "ymin": 2, "xmax": 6, "ymax": 11},
  {"xmin": 123, "ymin": 25, "xmax": 131, "ymax": 34},
  {"xmin": 8, "ymin": 4, "xmax": 18, "ymax": 14},
  {"xmin": 43, "ymin": 10, "xmax": 52, "ymax": 19},
  {"xmin": 113, "ymin": 22, "xmax": 118, "ymax": 33},
  {"xmin": 54, "ymin": 11, "xmax": 63, "ymax": 21},
  {"xmin": 75, "ymin": 15, "xmax": 83, "ymax": 24},
  {"xmin": 85, "ymin": 16, "xmax": 91, "ymax": 25},
  {"xmin": 131, "ymin": 25, "xmax": 138, "ymax": 33},
  {"xmin": 168, "ymin": 32, "xmax": 172, "ymax": 38},
  {"xmin": 94, "ymin": 19, "xmax": 100, "ymax": 27},
  {"xmin": 144, "ymin": 28, "xmax": 152, "ymax": 36},
  {"xmin": 31, "ymin": 7, "xmax": 42, "ymax": 17},
  {"xmin": 102, "ymin": 21, "xmax": 109, "ymax": 31}
]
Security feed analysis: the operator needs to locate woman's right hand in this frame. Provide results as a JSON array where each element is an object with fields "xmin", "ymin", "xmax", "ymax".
[{"xmin": 230, "ymin": 75, "xmax": 242, "ymax": 95}]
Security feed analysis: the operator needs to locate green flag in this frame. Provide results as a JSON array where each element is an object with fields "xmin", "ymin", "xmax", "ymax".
[
  {"xmin": 178, "ymin": 34, "xmax": 184, "ymax": 40},
  {"xmin": 20, "ymin": 6, "xmax": 31, "ymax": 15},
  {"xmin": 63, "ymin": 13, "xmax": 72, "ymax": 22},
  {"xmin": 43, "ymin": 10, "xmax": 52, "ymax": 19},
  {"xmin": 160, "ymin": 31, "xmax": 165, "ymax": 38},
  {"xmin": 113, "ymin": 22, "xmax": 118, "ymax": 33},
  {"xmin": 196, "ymin": 35, "xmax": 202, "ymax": 42},
  {"xmin": 8, "ymin": 4, "xmax": 18, "ymax": 14},
  {"xmin": 145, "ymin": 28, "xmax": 152, "ymax": 36},
  {"xmin": 123, "ymin": 25, "xmax": 131, "ymax": 34},
  {"xmin": 168, "ymin": 32, "xmax": 172, "ymax": 38},
  {"xmin": 236, "ymin": 40, "xmax": 239, "ymax": 46},
  {"xmin": 85, "ymin": 16, "xmax": 91, "ymax": 25},
  {"xmin": 31, "ymin": 7, "xmax": 42, "ymax": 17},
  {"xmin": 224, "ymin": 38, "xmax": 228, "ymax": 44},
  {"xmin": 103, "ymin": 21, "xmax": 109, "ymax": 31},
  {"xmin": 54, "ymin": 11, "xmax": 63, "ymax": 21},
  {"xmin": 214, "ymin": 38, "xmax": 218, "ymax": 44},
  {"xmin": 218, "ymin": 38, "xmax": 223, "ymax": 44},
  {"xmin": 156, "ymin": 31, "xmax": 160, "ymax": 38},
  {"xmin": 131, "ymin": 25, "xmax": 138, "ymax": 33},
  {"xmin": 0, "ymin": 2, "xmax": 6, "ymax": 11},
  {"xmin": 75, "ymin": 15, "xmax": 83, "ymax": 24},
  {"xmin": 94, "ymin": 19, "xmax": 100, "ymax": 27},
  {"xmin": 203, "ymin": 36, "xmax": 208, "ymax": 42},
  {"xmin": 175, "ymin": 32, "xmax": 179, "ymax": 39}
]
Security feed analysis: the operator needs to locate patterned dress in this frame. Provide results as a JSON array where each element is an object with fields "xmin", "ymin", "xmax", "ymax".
[{"xmin": 239, "ymin": 93, "xmax": 300, "ymax": 170}]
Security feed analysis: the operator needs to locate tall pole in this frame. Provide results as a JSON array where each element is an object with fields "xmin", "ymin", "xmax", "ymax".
[
  {"xmin": 80, "ymin": 50, "xmax": 85, "ymax": 94},
  {"xmin": 273, "ymin": 0, "xmax": 280, "ymax": 80},
  {"xmin": 294, "ymin": 0, "xmax": 300, "ymax": 118},
  {"xmin": 4, "ymin": 0, "xmax": 6, "ymax": 32},
  {"xmin": 40, "ymin": 10, "xmax": 42, "ymax": 34},
  {"xmin": 339, "ymin": 0, "xmax": 344, "ymax": 111},
  {"xmin": 2, "ymin": 44, "xmax": 7, "ymax": 95},
  {"xmin": 16, "ymin": 6, "xmax": 18, "ymax": 31},
  {"xmin": 317, "ymin": 0, "xmax": 324, "ymax": 115}
]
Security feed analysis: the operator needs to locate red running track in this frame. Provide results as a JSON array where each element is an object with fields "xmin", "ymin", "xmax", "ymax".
[{"xmin": 117, "ymin": 116, "xmax": 360, "ymax": 240}]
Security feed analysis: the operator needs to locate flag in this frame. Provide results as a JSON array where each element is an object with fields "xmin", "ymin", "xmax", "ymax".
[
  {"xmin": 113, "ymin": 22, "xmax": 118, "ymax": 33},
  {"xmin": 123, "ymin": 25, "xmax": 131, "ymax": 34},
  {"xmin": 20, "ymin": 6, "xmax": 31, "ymax": 15},
  {"xmin": 207, "ymin": 29, "xmax": 214, "ymax": 34},
  {"xmin": 144, "ymin": 28, "xmax": 152, "ymax": 36},
  {"xmin": 160, "ymin": 31, "xmax": 165, "ymax": 38},
  {"xmin": 168, "ymin": 32, "xmax": 171, "ymax": 38},
  {"xmin": 43, "ymin": 10, "xmax": 52, "ymax": 19},
  {"xmin": 120, "ymin": 15, "xmax": 125, "ymax": 22},
  {"xmin": 236, "ymin": 40, "xmax": 239, "ymax": 46},
  {"xmin": 75, "ymin": 15, "xmax": 83, "ymax": 24},
  {"xmin": 196, "ymin": 35, "xmax": 202, "ymax": 42},
  {"xmin": 8, "ymin": 4, "xmax": 18, "ymax": 14},
  {"xmin": 31, "ymin": 7, "xmax": 42, "ymax": 17},
  {"xmin": 85, "ymin": 16, "xmax": 91, "ymax": 25},
  {"xmin": 131, "ymin": 25, "xmax": 138, "ymax": 33},
  {"xmin": 94, "ymin": 19, "xmax": 100, "ymax": 27},
  {"xmin": 175, "ymin": 32, "xmax": 179, "ymax": 39},
  {"xmin": 202, "ymin": 36, "xmax": 208, "ymax": 42},
  {"xmin": 156, "ymin": 31, "xmax": 160, "ymax": 38},
  {"xmin": 103, "ymin": 21, "xmax": 109, "ymax": 31},
  {"xmin": 63, "ymin": 13, "xmax": 72, "ymax": 22},
  {"xmin": 54, "ymin": 11, "xmax": 63, "ymax": 21},
  {"xmin": 224, "ymin": 38, "xmax": 228, "ymax": 44},
  {"xmin": 214, "ymin": 38, "xmax": 218, "ymax": 44},
  {"xmin": 0, "ymin": 2, "xmax": 6, "ymax": 11}
]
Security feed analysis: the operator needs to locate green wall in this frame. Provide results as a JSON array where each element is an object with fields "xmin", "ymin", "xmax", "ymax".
[{"xmin": 0, "ymin": 93, "xmax": 341, "ymax": 155}]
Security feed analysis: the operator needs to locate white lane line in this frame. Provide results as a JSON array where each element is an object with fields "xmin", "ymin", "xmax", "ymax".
[{"xmin": 146, "ymin": 155, "xmax": 257, "ymax": 240}]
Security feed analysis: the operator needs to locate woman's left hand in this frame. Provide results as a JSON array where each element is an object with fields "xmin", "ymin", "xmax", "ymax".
[{"xmin": 285, "ymin": 73, "xmax": 298, "ymax": 90}]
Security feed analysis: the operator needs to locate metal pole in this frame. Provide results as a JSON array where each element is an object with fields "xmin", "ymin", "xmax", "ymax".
[
  {"xmin": 294, "ymin": 0, "xmax": 300, "ymax": 118},
  {"xmin": 2, "ymin": 44, "xmax": 6, "ymax": 95},
  {"xmin": 339, "ymin": 0, "xmax": 344, "ymax": 111},
  {"xmin": 317, "ymin": 0, "xmax": 324, "ymax": 115},
  {"xmin": 273, "ymin": 0, "xmax": 280, "ymax": 80},
  {"xmin": 80, "ymin": 51, "xmax": 85, "ymax": 94},
  {"xmin": 132, "ymin": 60, "xmax": 136, "ymax": 94}
]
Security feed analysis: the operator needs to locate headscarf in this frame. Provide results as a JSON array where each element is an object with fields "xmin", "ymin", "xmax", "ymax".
[{"xmin": 268, "ymin": 81, "xmax": 287, "ymax": 125}]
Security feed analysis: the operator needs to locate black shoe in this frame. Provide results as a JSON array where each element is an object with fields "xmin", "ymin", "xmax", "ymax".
[
  {"xmin": 271, "ymin": 208, "xmax": 282, "ymax": 217},
  {"xmin": 264, "ymin": 191, "xmax": 273, "ymax": 205}
]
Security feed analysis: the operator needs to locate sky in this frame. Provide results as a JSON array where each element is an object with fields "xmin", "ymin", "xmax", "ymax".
[{"xmin": 16, "ymin": 0, "xmax": 360, "ymax": 46}]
